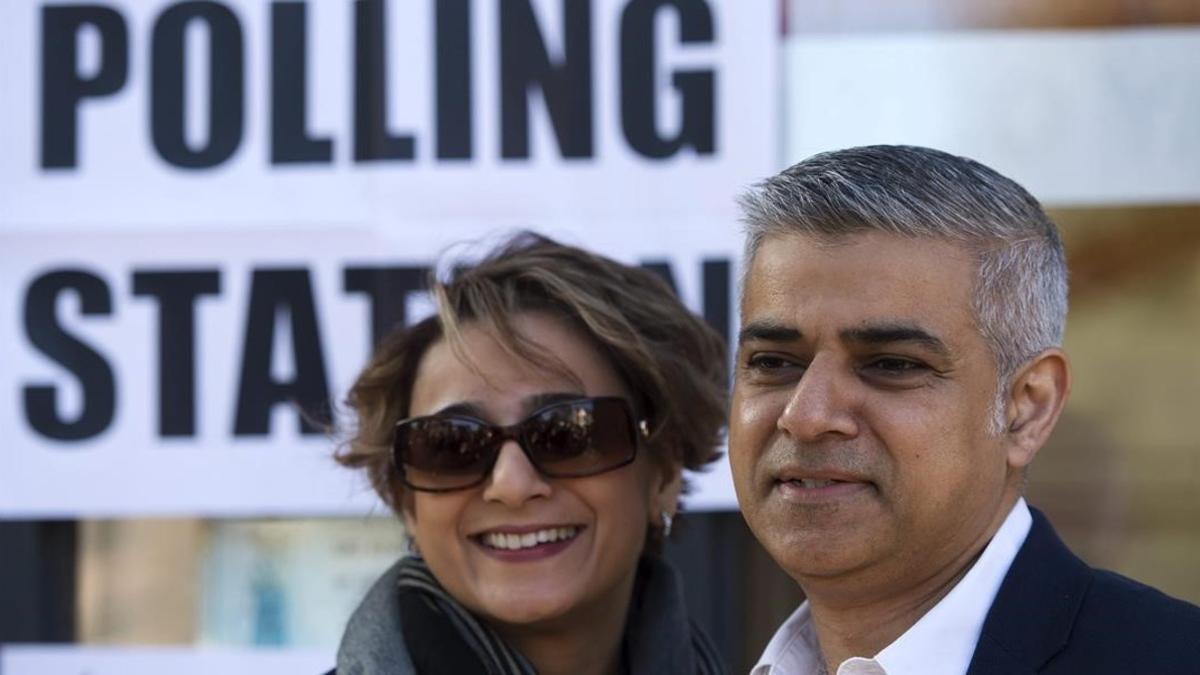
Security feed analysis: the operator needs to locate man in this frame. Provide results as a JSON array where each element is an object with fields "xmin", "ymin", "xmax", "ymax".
[{"xmin": 730, "ymin": 145, "xmax": 1200, "ymax": 675}]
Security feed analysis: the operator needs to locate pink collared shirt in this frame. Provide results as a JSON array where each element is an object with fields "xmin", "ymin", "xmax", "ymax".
[{"xmin": 751, "ymin": 499, "xmax": 1034, "ymax": 675}]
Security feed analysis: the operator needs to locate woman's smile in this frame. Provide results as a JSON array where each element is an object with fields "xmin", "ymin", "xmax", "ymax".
[{"xmin": 473, "ymin": 524, "xmax": 585, "ymax": 561}]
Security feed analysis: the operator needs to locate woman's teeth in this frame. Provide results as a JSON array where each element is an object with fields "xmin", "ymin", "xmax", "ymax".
[{"xmin": 481, "ymin": 526, "xmax": 579, "ymax": 550}]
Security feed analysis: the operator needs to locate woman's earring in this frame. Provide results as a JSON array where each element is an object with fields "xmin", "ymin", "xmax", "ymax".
[{"xmin": 660, "ymin": 510, "xmax": 673, "ymax": 538}]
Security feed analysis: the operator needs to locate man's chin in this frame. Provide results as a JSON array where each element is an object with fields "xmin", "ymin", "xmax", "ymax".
[
  {"xmin": 777, "ymin": 547, "xmax": 871, "ymax": 582},
  {"xmin": 752, "ymin": 519, "xmax": 880, "ymax": 582}
]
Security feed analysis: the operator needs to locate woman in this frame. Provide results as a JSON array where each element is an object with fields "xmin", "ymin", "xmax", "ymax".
[{"xmin": 333, "ymin": 232, "xmax": 728, "ymax": 675}]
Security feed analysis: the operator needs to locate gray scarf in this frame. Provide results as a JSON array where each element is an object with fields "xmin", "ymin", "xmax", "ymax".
[{"xmin": 335, "ymin": 555, "xmax": 726, "ymax": 675}]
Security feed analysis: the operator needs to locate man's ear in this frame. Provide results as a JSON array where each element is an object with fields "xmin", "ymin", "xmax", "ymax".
[{"xmin": 1004, "ymin": 348, "xmax": 1071, "ymax": 470}]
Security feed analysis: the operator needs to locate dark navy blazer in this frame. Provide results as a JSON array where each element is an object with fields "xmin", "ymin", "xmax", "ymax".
[{"xmin": 967, "ymin": 508, "xmax": 1200, "ymax": 674}]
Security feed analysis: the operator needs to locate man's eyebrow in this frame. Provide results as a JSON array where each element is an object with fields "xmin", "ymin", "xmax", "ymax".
[
  {"xmin": 840, "ymin": 323, "xmax": 951, "ymax": 357},
  {"xmin": 738, "ymin": 321, "xmax": 802, "ymax": 345}
]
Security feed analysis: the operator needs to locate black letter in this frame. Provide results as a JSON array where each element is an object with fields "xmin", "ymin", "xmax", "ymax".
[
  {"xmin": 151, "ymin": 1, "xmax": 245, "ymax": 169},
  {"xmin": 702, "ymin": 258, "xmax": 729, "ymax": 350},
  {"xmin": 41, "ymin": 5, "xmax": 129, "ymax": 168},
  {"xmin": 23, "ymin": 270, "xmax": 116, "ymax": 441},
  {"xmin": 234, "ymin": 269, "xmax": 331, "ymax": 436},
  {"xmin": 643, "ymin": 258, "xmax": 730, "ymax": 362},
  {"xmin": 354, "ymin": 0, "xmax": 416, "ymax": 161},
  {"xmin": 620, "ymin": 0, "xmax": 715, "ymax": 158},
  {"xmin": 500, "ymin": 0, "xmax": 592, "ymax": 159},
  {"xmin": 132, "ymin": 270, "xmax": 221, "ymax": 437},
  {"xmin": 640, "ymin": 260, "xmax": 677, "ymax": 293},
  {"xmin": 435, "ymin": 0, "xmax": 471, "ymax": 159},
  {"xmin": 271, "ymin": 2, "xmax": 333, "ymax": 164},
  {"xmin": 343, "ymin": 266, "xmax": 430, "ymax": 347}
]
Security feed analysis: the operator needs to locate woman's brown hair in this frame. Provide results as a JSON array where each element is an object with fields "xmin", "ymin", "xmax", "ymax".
[{"xmin": 336, "ymin": 232, "xmax": 728, "ymax": 516}]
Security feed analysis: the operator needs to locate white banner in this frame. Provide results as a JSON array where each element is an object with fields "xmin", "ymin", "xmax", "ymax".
[
  {"xmin": 2, "ymin": 0, "xmax": 776, "ymax": 231},
  {"xmin": 0, "ymin": 228, "xmax": 740, "ymax": 516},
  {"xmin": 1, "ymin": 0, "xmax": 776, "ymax": 517},
  {"xmin": 784, "ymin": 27, "xmax": 1200, "ymax": 205}
]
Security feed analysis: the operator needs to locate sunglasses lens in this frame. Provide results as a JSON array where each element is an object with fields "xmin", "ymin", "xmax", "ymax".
[
  {"xmin": 396, "ymin": 418, "xmax": 496, "ymax": 490},
  {"xmin": 523, "ymin": 398, "xmax": 637, "ymax": 477},
  {"xmin": 393, "ymin": 398, "xmax": 641, "ymax": 491}
]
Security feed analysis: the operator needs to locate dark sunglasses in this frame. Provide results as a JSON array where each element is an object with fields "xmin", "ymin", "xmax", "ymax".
[{"xmin": 393, "ymin": 397, "xmax": 649, "ymax": 492}]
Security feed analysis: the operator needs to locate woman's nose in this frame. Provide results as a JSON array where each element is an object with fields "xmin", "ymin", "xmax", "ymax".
[{"xmin": 481, "ymin": 440, "xmax": 553, "ymax": 506}]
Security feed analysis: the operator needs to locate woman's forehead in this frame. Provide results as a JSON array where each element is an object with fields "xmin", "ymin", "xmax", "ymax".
[{"xmin": 409, "ymin": 313, "xmax": 628, "ymax": 418}]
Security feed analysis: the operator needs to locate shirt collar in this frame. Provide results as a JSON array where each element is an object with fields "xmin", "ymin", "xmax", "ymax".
[
  {"xmin": 751, "ymin": 602, "xmax": 823, "ymax": 675},
  {"xmin": 751, "ymin": 498, "xmax": 1033, "ymax": 675},
  {"xmin": 873, "ymin": 498, "xmax": 1032, "ymax": 675}
]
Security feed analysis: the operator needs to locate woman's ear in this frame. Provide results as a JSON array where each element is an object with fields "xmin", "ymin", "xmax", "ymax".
[
  {"xmin": 1004, "ymin": 347, "xmax": 1071, "ymax": 470},
  {"xmin": 647, "ymin": 456, "xmax": 685, "ymax": 523},
  {"xmin": 399, "ymin": 490, "xmax": 417, "ymax": 531}
]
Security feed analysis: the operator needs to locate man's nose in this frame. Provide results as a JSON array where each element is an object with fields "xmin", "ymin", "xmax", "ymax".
[
  {"xmin": 482, "ymin": 440, "xmax": 553, "ymax": 506},
  {"xmin": 776, "ymin": 357, "xmax": 860, "ymax": 442}
]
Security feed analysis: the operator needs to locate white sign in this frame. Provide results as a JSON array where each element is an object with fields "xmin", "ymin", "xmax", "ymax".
[
  {"xmin": 2, "ymin": 0, "xmax": 775, "ymax": 231},
  {"xmin": 784, "ymin": 27, "xmax": 1200, "ymax": 204},
  {"xmin": 1, "ymin": 0, "xmax": 777, "ymax": 517}
]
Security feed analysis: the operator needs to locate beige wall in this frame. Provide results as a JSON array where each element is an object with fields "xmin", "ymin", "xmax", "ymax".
[
  {"xmin": 787, "ymin": 0, "xmax": 1200, "ymax": 32},
  {"xmin": 1032, "ymin": 205, "xmax": 1200, "ymax": 602}
]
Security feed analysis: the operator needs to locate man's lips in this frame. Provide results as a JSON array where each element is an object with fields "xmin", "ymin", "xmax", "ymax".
[
  {"xmin": 774, "ymin": 469, "xmax": 871, "ymax": 486},
  {"xmin": 771, "ymin": 470, "xmax": 875, "ymax": 500},
  {"xmin": 781, "ymin": 477, "xmax": 857, "ymax": 489}
]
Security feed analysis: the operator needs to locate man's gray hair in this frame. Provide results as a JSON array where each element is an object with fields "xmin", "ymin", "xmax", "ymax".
[{"xmin": 738, "ymin": 145, "xmax": 1068, "ymax": 430}]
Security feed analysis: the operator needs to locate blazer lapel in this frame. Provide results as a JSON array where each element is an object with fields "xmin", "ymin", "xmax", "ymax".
[
  {"xmin": 966, "ymin": 508, "xmax": 1092, "ymax": 675},
  {"xmin": 965, "ymin": 633, "xmax": 1034, "ymax": 675}
]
